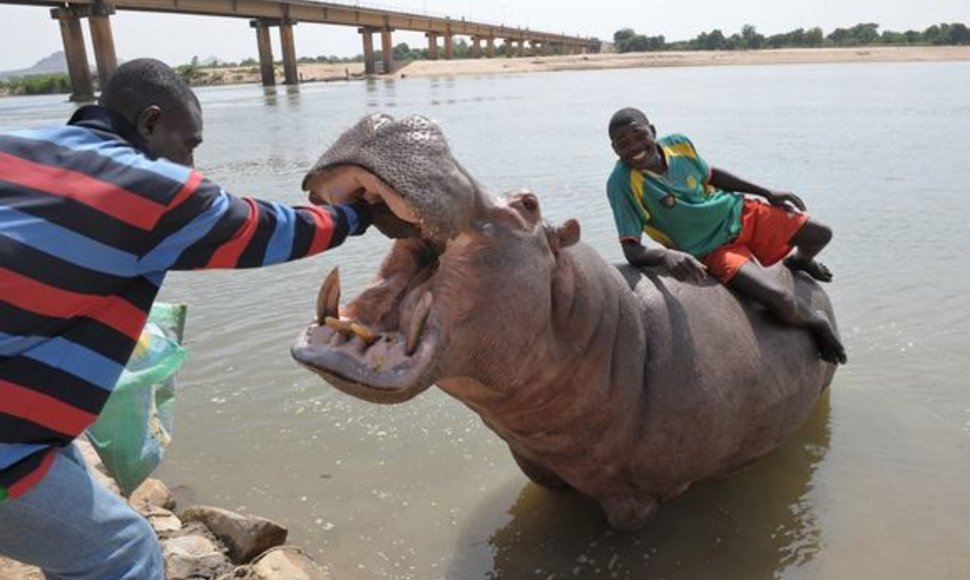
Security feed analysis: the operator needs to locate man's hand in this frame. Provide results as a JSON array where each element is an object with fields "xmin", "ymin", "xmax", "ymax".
[
  {"xmin": 371, "ymin": 202, "xmax": 421, "ymax": 239},
  {"xmin": 660, "ymin": 249, "xmax": 707, "ymax": 284},
  {"xmin": 347, "ymin": 200, "xmax": 374, "ymax": 236},
  {"xmin": 764, "ymin": 190, "xmax": 806, "ymax": 212}
]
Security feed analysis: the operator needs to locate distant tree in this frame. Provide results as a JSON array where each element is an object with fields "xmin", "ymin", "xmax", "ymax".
[
  {"xmin": 805, "ymin": 27, "xmax": 824, "ymax": 47},
  {"xmin": 740, "ymin": 24, "xmax": 765, "ymax": 49},
  {"xmin": 904, "ymin": 30, "xmax": 922, "ymax": 43},
  {"xmin": 827, "ymin": 27, "xmax": 850, "ymax": 46},
  {"xmin": 921, "ymin": 24, "xmax": 944, "ymax": 44},
  {"xmin": 849, "ymin": 22, "xmax": 881, "ymax": 44},
  {"xmin": 392, "ymin": 42, "xmax": 412, "ymax": 60},
  {"xmin": 611, "ymin": 21, "xmax": 969, "ymax": 53},
  {"xmin": 0, "ymin": 73, "xmax": 72, "ymax": 95},
  {"xmin": 613, "ymin": 28, "xmax": 637, "ymax": 46},
  {"xmin": 880, "ymin": 30, "xmax": 908, "ymax": 44},
  {"xmin": 699, "ymin": 29, "xmax": 727, "ymax": 50}
]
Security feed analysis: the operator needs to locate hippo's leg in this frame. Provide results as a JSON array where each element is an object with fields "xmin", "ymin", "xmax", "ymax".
[
  {"xmin": 510, "ymin": 449, "xmax": 569, "ymax": 489},
  {"xmin": 600, "ymin": 493, "xmax": 659, "ymax": 532}
]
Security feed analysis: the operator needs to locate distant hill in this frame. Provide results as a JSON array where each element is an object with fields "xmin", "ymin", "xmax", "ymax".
[{"xmin": 0, "ymin": 52, "xmax": 68, "ymax": 81}]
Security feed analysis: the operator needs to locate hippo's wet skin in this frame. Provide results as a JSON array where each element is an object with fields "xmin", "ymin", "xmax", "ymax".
[{"xmin": 292, "ymin": 114, "xmax": 838, "ymax": 531}]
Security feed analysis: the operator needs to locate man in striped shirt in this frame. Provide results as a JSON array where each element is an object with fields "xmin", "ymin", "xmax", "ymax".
[{"xmin": 0, "ymin": 58, "xmax": 376, "ymax": 578}]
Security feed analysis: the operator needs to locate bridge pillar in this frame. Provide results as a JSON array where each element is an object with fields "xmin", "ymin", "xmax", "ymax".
[
  {"xmin": 517, "ymin": 39, "xmax": 525, "ymax": 56},
  {"xmin": 250, "ymin": 19, "xmax": 276, "ymax": 86},
  {"xmin": 486, "ymin": 36, "xmax": 495, "ymax": 58},
  {"xmin": 380, "ymin": 27, "xmax": 393, "ymax": 74},
  {"xmin": 426, "ymin": 32, "xmax": 438, "ymax": 60},
  {"xmin": 51, "ymin": 7, "xmax": 94, "ymax": 102},
  {"xmin": 280, "ymin": 20, "xmax": 298, "ymax": 85},
  {"xmin": 359, "ymin": 28, "xmax": 376, "ymax": 75},
  {"xmin": 471, "ymin": 36, "xmax": 481, "ymax": 58},
  {"xmin": 88, "ymin": 1, "xmax": 117, "ymax": 88},
  {"xmin": 503, "ymin": 39, "xmax": 513, "ymax": 58},
  {"xmin": 443, "ymin": 33, "xmax": 453, "ymax": 59}
]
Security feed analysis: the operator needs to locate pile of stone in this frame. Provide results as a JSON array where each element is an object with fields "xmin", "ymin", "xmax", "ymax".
[{"xmin": 0, "ymin": 440, "xmax": 333, "ymax": 580}]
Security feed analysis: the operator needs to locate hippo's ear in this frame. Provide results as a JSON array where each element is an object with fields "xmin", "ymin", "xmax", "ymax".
[{"xmin": 547, "ymin": 219, "xmax": 581, "ymax": 252}]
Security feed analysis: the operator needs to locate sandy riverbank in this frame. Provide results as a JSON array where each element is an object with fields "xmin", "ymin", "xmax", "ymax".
[
  {"xmin": 270, "ymin": 45, "xmax": 970, "ymax": 85},
  {"xmin": 387, "ymin": 45, "xmax": 970, "ymax": 78}
]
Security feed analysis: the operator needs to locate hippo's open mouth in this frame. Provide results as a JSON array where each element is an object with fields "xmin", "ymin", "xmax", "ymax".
[
  {"xmin": 291, "ymin": 114, "xmax": 481, "ymax": 403},
  {"xmin": 291, "ymin": 236, "xmax": 442, "ymax": 404}
]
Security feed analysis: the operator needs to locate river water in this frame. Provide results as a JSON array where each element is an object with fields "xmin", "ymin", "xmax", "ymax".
[{"xmin": 2, "ymin": 60, "xmax": 969, "ymax": 579}]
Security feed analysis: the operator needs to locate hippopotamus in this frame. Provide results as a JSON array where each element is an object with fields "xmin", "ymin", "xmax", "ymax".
[{"xmin": 291, "ymin": 114, "xmax": 839, "ymax": 531}]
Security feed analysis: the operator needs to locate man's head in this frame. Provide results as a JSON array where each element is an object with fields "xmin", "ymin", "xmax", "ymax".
[
  {"xmin": 608, "ymin": 107, "xmax": 663, "ymax": 172},
  {"xmin": 99, "ymin": 58, "xmax": 203, "ymax": 166}
]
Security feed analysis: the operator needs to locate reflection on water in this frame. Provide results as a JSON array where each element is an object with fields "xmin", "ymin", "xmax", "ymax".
[
  {"xmin": 452, "ymin": 393, "xmax": 831, "ymax": 580},
  {"xmin": 4, "ymin": 61, "xmax": 970, "ymax": 580}
]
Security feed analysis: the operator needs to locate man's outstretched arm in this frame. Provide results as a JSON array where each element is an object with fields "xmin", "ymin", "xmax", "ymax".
[{"xmin": 138, "ymin": 172, "xmax": 373, "ymax": 272}]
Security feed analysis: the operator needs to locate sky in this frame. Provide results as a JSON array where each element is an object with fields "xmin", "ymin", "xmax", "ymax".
[{"xmin": 0, "ymin": 0, "xmax": 967, "ymax": 71}]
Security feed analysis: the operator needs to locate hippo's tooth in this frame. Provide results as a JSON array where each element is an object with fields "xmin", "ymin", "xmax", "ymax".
[
  {"xmin": 317, "ymin": 268, "xmax": 341, "ymax": 322},
  {"xmin": 406, "ymin": 291, "xmax": 433, "ymax": 356},
  {"xmin": 324, "ymin": 316, "xmax": 353, "ymax": 334},
  {"xmin": 350, "ymin": 322, "xmax": 379, "ymax": 345}
]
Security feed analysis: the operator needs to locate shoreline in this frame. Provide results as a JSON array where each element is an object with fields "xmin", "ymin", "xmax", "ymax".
[
  {"xmin": 1, "ymin": 46, "xmax": 967, "ymax": 98},
  {"xmin": 296, "ymin": 45, "xmax": 970, "ymax": 83}
]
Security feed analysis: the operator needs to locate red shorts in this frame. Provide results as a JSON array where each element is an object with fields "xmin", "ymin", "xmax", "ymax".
[{"xmin": 701, "ymin": 200, "xmax": 808, "ymax": 284}]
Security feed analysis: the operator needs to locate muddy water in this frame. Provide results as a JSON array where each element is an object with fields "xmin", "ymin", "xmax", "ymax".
[{"xmin": 3, "ymin": 60, "xmax": 968, "ymax": 579}]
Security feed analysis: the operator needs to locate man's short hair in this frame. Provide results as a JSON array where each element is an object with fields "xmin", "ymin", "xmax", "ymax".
[
  {"xmin": 99, "ymin": 58, "xmax": 199, "ymax": 123},
  {"xmin": 608, "ymin": 107, "xmax": 649, "ymax": 139}
]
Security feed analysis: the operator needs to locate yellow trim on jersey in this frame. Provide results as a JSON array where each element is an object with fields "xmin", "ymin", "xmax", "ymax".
[
  {"xmin": 661, "ymin": 142, "xmax": 697, "ymax": 159},
  {"xmin": 629, "ymin": 168, "xmax": 651, "ymax": 221},
  {"xmin": 629, "ymin": 169, "xmax": 675, "ymax": 248},
  {"xmin": 644, "ymin": 225, "xmax": 675, "ymax": 248}
]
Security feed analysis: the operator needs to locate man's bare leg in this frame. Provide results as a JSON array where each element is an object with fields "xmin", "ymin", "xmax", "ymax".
[
  {"xmin": 785, "ymin": 219, "xmax": 833, "ymax": 282},
  {"xmin": 730, "ymin": 261, "xmax": 847, "ymax": 364}
]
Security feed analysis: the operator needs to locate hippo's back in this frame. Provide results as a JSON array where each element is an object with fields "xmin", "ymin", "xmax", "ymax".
[{"xmin": 614, "ymin": 263, "xmax": 836, "ymax": 482}]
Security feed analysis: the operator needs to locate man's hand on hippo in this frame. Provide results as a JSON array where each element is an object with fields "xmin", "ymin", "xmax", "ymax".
[
  {"xmin": 764, "ymin": 190, "xmax": 806, "ymax": 213},
  {"xmin": 347, "ymin": 200, "xmax": 374, "ymax": 236},
  {"xmin": 370, "ymin": 202, "xmax": 422, "ymax": 239},
  {"xmin": 661, "ymin": 248, "xmax": 708, "ymax": 284}
]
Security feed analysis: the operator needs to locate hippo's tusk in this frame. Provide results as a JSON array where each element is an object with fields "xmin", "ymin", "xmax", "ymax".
[
  {"xmin": 324, "ymin": 316, "xmax": 353, "ymax": 334},
  {"xmin": 317, "ymin": 267, "xmax": 341, "ymax": 323},
  {"xmin": 350, "ymin": 321, "xmax": 380, "ymax": 345},
  {"xmin": 406, "ymin": 291, "xmax": 433, "ymax": 356}
]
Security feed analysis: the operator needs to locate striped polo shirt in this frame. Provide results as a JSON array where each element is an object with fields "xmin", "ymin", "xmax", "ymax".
[{"xmin": 0, "ymin": 106, "xmax": 361, "ymax": 501}]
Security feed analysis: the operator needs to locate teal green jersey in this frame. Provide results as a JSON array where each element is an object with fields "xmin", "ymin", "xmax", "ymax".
[{"xmin": 606, "ymin": 133, "xmax": 743, "ymax": 258}]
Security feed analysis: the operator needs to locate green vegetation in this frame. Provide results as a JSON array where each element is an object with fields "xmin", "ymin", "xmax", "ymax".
[
  {"xmin": 0, "ymin": 73, "xmax": 73, "ymax": 96},
  {"xmin": 612, "ymin": 22, "xmax": 970, "ymax": 53}
]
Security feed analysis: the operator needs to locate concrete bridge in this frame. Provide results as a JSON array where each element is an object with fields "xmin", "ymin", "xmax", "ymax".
[{"xmin": 0, "ymin": 0, "xmax": 602, "ymax": 100}]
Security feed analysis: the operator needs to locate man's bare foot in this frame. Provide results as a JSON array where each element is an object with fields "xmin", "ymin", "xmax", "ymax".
[
  {"xmin": 811, "ymin": 318, "xmax": 847, "ymax": 365},
  {"xmin": 785, "ymin": 256, "xmax": 833, "ymax": 283}
]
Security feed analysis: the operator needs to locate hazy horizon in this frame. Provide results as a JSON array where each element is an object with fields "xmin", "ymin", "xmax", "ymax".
[{"xmin": 0, "ymin": 0, "xmax": 967, "ymax": 71}]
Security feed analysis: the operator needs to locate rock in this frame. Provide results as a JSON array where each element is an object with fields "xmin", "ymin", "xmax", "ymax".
[
  {"xmin": 129, "ymin": 478, "xmax": 176, "ymax": 513},
  {"xmin": 144, "ymin": 507, "xmax": 183, "ymax": 535},
  {"xmin": 248, "ymin": 546, "xmax": 333, "ymax": 580},
  {"xmin": 180, "ymin": 506, "xmax": 288, "ymax": 564},
  {"xmin": 163, "ymin": 534, "xmax": 233, "ymax": 580},
  {"xmin": 0, "ymin": 557, "xmax": 43, "ymax": 580}
]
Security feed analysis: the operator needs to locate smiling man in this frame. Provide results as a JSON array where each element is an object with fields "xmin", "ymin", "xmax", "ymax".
[
  {"xmin": 605, "ymin": 106, "xmax": 846, "ymax": 365},
  {"xmin": 0, "ymin": 58, "xmax": 383, "ymax": 579}
]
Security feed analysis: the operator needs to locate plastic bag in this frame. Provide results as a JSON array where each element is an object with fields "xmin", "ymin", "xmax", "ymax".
[{"xmin": 85, "ymin": 303, "xmax": 188, "ymax": 496}]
